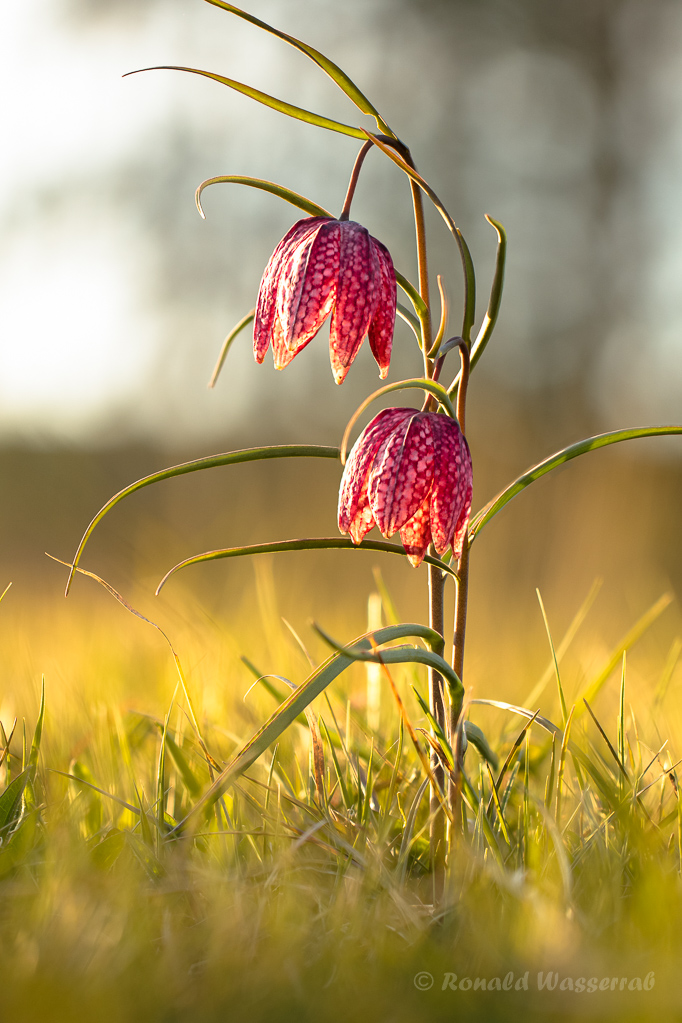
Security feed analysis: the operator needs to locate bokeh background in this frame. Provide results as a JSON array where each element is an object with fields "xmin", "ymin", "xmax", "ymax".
[{"xmin": 2, "ymin": 0, "xmax": 682, "ymax": 729}]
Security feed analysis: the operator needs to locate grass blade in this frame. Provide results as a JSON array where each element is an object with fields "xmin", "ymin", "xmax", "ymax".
[
  {"xmin": 0, "ymin": 770, "xmax": 31, "ymax": 836},
  {"xmin": 555, "ymin": 704, "xmax": 576, "ymax": 827},
  {"xmin": 469, "ymin": 427, "xmax": 682, "ymax": 542},
  {"xmin": 575, "ymin": 592, "xmax": 673, "ymax": 715},
  {"xmin": 156, "ymin": 537, "xmax": 458, "ymax": 594},
  {"xmin": 24, "ymin": 679, "xmax": 45, "ymax": 811},
  {"xmin": 524, "ymin": 579, "xmax": 602, "ymax": 709},
  {"xmin": 125, "ymin": 66, "xmax": 367, "ymax": 139},
  {"xmin": 536, "ymin": 590, "xmax": 568, "ymax": 727},
  {"xmin": 65, "ymin": 444, "xmax": 339, "ymax": 594},
  {"xmin": 485, "ymin": 762, "xmax": 511, "ymax": 845},
  {"xmin": 170, "ymin": 624, "xmax": 448, "ymax": 833}
]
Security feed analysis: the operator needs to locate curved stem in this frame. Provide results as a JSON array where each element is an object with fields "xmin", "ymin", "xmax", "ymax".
[{"xmin": 339, "ymin": 140, "xmax": 374, "ymax": 221}]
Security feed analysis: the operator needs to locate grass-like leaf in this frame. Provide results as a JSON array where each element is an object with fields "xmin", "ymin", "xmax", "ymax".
[
  {"xmin": 208, "ymin": 310, "xmax": 255, "ymax": 389},
  {"xmin": 469, "ymin": 426, "xmax": 682, "ymax": 542},
  {"xmin": 196, "ymin": 176, "xmax": 331, "ymax": 221},
  {"xmin": 156, "ymin": 537, "xmax": 458, "ymax": 594},
  {"xmin": 124, "ymin": 67, "xmax": 367, "ymax": 140},
  {"xmin": 312, "ymin": 622, "xmax": 460, "ymax": 694},
  {"xmin": 364, "ymin": 131, "xmax": 476, "ymax": 344},
  {"xmin": 204, "ymin": 0, "xmax": 394, "ymax": 135},
  {"xmin": 448, "ymin": 215, "xmax": 506, "ymax": 397},
  {"xmin": 0, "ymin": 770, "xmax": 31, "ymax": 836},
  {"xmin": 65, "ymin": 445, "xmax": 340, "ymax": 595}
]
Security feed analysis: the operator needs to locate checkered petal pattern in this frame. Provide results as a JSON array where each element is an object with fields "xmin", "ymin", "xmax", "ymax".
[
  {"xmin": 338, "ymin": 408, "xmax": 473, "ymax": 567},
  {"xmin": 254, "ymin": 217, "xmax": 396, "ymax": 383}
]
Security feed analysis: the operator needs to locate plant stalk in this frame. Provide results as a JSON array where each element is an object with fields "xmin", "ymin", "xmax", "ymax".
[
  {"xmin": 402, "ymin": 146, "xmax": 446, "ymax": 893},
  {"xmin": 449, "ymin": 343, "xmax": 471, "ymax": 827}
]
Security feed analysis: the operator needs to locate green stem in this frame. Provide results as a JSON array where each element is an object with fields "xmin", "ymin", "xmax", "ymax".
[
  {"xmin": 339, "ymin": 140, "xmax": 374, "ymax": 221},
  {"xmin": 449, "ymin": 343, "xmax": 471, "ymax": 830},
  {"xmin": 400, "ymin": 146, "xmax": 445, "ymax": 894}
]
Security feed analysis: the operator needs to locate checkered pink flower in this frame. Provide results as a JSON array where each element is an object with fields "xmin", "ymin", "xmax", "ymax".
[
  {"xmin": 338, "ymin": 407, "xmax": 473, "ymax": 567},
  {"xmin": 254, "ymin": 216, "xmax": 396, "ymax": 384}
]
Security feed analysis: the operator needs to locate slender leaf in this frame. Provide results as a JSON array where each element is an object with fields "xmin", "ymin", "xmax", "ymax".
[
  {"xmin": 208, "ymin": 310, "xmax": 254, "ymax": 389},
  {"xmin": 523, "ymin": 579, "xmax": 602, "ymax": 709},
  {"xmin": 24, "ymin": 679, "xmax": 45, "ymax": 811},
  {"xmin": 396, "ymin": 303, "xmax": 421, "ymax": 344},
  {"xmin": 396, "ymin": 777, "xmax": 429, "ymax": 883},
  {"xmin": 464, "ymin": 721, "xmax": 498, "ymax": 769},
  {"xmin": 394, "ymin": 270, "xmax": 428, "ymax": 348},
  {"xmin": 156, "ymin": 537, "xmax": 457, "ymax": 594},
  {"xmin": 27, "ymin": 680, "xmax": 45, "ymax": 774},
  {"xmin": 448, "ymin": 214, "xmax": 506, "ymax": 396},
  {"xmin": 204, "ymin": 0, "xmax": 394, "ymax": 135},
  {"xmin": 536, "ymin": 590, "xmax": 568, "ymax": 727},
  {"xmin": 196, "ymin": 176, "xmax": 331, "ymax": 220},
  {"xmin": 574, "ymin": 593, "xmax": 673, "ymax": 717},
  {"xmin": 125, "ymin": 66, "xmax": 367, "ymax": 139},
  {"xmin": 0, "ymin": 770, "xmax": 30, "ymax": 834},
  {"xmin": 65, "ymin": 445, "xmax": 340, "ymax": 594},
  {"xmin": 364, "ymin": 132, "xmax": 476, "ymax": 343},
  {"xmin": 312, "ymin": 623, "xmax": 462, "ymax": 697},
  {"xmin": 163, "ymin": 734, "xmax": 203, "ymax": 799},
  {"xmin": 469, "ymin": 426, "xmax": 682, "ymax": 542}
]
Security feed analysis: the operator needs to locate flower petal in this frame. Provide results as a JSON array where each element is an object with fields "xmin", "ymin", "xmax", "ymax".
[
  {"xmin": 278, "ymin": 220, "xmax": 340, "ymax": 350},
  {"xmin": 368, "ymin": 413, "xmax": 434, "ymax": 537},
  {"xmin": 329, "ymin": 221, "xmax": 379, "ymax": 385},
  {"xmin": 338, "ymin": 407, "xmax": 414, "ymax": 542},
  {"xmin": 367, "ymin": 238, "xmax": 396, "ymax": 379},
  {"xmin": 271, "ymin": 318, "xmax": 315, "ymax": 370},
  {"xmin": 253, "ymin": 217, "xmax": 328, "ymax": 363},
  {"xmin": 399, "ymin": 494, "xmax": 432, "ymax": 568},
  {"xmin": 428, "ymin": 416, "xmax": 472, "ymax": 555},
  {"xmin": 451, "ymin": 438, "xmax": 473, "ymax": 559}
]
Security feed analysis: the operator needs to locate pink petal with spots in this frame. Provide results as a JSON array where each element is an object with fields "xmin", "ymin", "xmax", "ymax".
[
  {"xmin": 338, "ymin": 407, "xmax": 414, "ymax": 542},
  {"xmin": 329, "ymin": 221, "xmax": 379, "ymax": 385},
  {"xmin": 368, "ymin": 413, "xmax": 435, "ymax": 537},
  {"xmin": 271, "ymin": 318, "xmax": 316, "ymax": 370},
  {"xmin": 253, "ymin": 217, "xmax": 329, "ymax": 363},
  {"xmin": 428, "ymin": 416, "xmax": 472, "ymax": 554},
  {"xmin": 367, "ymin": 238, "xmax": 396, "ymax": 379},
  {"xmin": 399, "ymin": 495, "xmax": 432, "ymax": 568},
  {"xmin": 278, "ymin": 220, "xmax": 340, "ymax": 350},
  {"xmin": 451, "ymin": 448, "xmax": 473, "ymax": 559}
]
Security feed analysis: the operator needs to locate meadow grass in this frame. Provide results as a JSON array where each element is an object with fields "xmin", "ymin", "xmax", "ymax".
[{"xmin": 0, "ymin": 555, "xmax": 680, "ymax": 1022}]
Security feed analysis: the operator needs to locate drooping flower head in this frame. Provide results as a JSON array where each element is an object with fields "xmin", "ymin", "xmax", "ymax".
[
  {"xmin": 254, "ymin": 216, "xmax": 396, "ymax": 384},
  {"xmin": 338, "ymin": 407, "xmax": 473, "ymax": 567}
]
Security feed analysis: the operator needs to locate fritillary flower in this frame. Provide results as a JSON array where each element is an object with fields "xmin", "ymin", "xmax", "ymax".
[
  {"xmin": 253, "ymin": 216, "xmax": 396, "ymax": 384},
  {"xmin": 338, "ymin": 407, "xmax": 473, "ymax": 567}
]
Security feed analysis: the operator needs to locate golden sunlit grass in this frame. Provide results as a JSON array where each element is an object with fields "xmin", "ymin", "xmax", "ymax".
[{"xmin": 0, "ymin": 547, "xmax": 681, "ymax": 1022}]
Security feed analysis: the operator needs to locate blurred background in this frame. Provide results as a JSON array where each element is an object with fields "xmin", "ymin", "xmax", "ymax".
[{"xmin": 1, "ymin": 0, "xmax": 681, "ymax": 730}]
